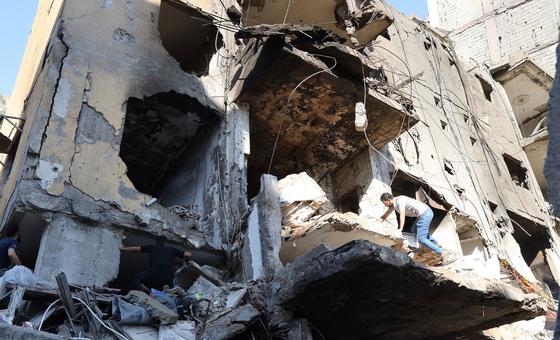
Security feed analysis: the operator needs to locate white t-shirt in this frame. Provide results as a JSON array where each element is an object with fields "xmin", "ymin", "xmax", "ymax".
[{"xmin": 393, "ymin": 195, "xmax": 429, "ymax": 217}]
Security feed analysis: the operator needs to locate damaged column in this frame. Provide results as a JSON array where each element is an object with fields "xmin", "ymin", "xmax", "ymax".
[
  {"xmin": 33, "ymin": 215, "xmax": 121, "ymax": 286},
  {"xmin": 241, "ymin": 174, "xmax": 283, "ymax": 280}
]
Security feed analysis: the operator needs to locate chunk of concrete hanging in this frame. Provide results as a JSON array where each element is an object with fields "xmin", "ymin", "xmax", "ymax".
[
  {"xmin": 270, "ymin": 240, "xmax": 546, "ymax": 339},
  {"xmin": 241, "ymin": 175, "xmax": 283, "ymax": 280},
  {"xmin": 240, "ymin": 0, "xmax": 393, "ymax": 46},
  {"xmin": 236, "ymin": 40, "xmax": 418, "ymax": 179}
]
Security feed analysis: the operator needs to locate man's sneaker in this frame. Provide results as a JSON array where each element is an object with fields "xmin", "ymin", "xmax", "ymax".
[{"xmin": 442, "ymin": 250, "xmax": 458, "ymax": 265}]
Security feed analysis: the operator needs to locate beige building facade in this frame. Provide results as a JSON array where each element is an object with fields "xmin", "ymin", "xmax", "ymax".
[{"xmin": 0, "ymin": 0, "xmax": 557, "ymax": 338}]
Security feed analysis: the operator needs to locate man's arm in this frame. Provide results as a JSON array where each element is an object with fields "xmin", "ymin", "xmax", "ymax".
[
  {"xmin": 7, "ymin": 248, "xmax": 21, "ymax": 266},
  {"xmin": 380, "ymin": 207, "xmax": 394, "ymax": 221},
  {"xmin": 120, "ymin": 246, "xmax": 142, "ymax": 252},
  {"xmin": 398, "ymin": 208, "xmax": 406, "ymax": 231}
]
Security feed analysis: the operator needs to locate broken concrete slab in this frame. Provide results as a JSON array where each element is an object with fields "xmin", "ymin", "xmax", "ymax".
[
  {"xmin": 175, "ymin": 261, "xmax": 224, "ymax": 289},
  {"xmin": 186, "ymin": 276, "xmax": 222, "ymax": 301},
  {"xmin": 280, "ymin": 211, "xmax": 401, "ymax": 263},
  {"xmin": 16, "ymin": 180, "xmax": 205, "ymax": 248},
  {"xmin": 126, "ymin": 290, "xmax": 179, "ymax": 325},
  {"xmin": 0, "ymin": 322, "xmax": 71, "ymax": 339},
  {"xmin": 198, "ymin": 304, "xmax": 260, "ymax": 340},
  {"xmin": 225, "ymin": 288, "xmax": 247, "ymax": 309},
  {"xmin": 278, "ymin": 172, "xmax": 334, "ymax": 230},
  {"xmin": 271, "ymin": 240, "xmax": 546, "ymax": 339},
  {"xmin": 33, "ymin": 215, "xmax": 120, "ymax": 287}
]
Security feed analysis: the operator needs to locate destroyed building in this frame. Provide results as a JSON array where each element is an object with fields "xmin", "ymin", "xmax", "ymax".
[
  {"xmin": 0, "ymin": 0, "xmax": 558, "ymax": 338},
  {"xmin": 428, "ymin": 0, "xmax": 559, "ymax": 199}
]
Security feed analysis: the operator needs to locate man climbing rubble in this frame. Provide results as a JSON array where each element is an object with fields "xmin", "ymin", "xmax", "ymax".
[
  {"xmin": 120, "ymin": 236, "xmax": 192, "ymax": 292},
  {"xmin": 379, "ymin": 193, "xmax": 456, "ymax": 265},
  {"xmin": 0, "ymin": 224, "xmax": 22, "ymax": 276}
]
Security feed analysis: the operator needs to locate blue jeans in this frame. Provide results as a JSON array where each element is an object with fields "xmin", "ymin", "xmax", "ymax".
[{"xmin": 412, "ymin": 209, "xmax": 443, "ymax": 254}]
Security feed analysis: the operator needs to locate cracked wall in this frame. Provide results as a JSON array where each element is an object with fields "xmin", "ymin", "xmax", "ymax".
[
  {"xmin": 0, "ymin": 0, "xmax": 250, "ymax": 286},
  {"xmin": 428, "ymin": 0, "xmax": 559, "ymax": 76},
  {"xmin": 1, "ymin": 0, "xmax": 558, "ymax": 337}
]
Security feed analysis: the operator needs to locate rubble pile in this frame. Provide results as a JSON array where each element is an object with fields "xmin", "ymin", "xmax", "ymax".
[{"xmin": 0, "ymin": 264, "xmax": 260, "ymax": 340}]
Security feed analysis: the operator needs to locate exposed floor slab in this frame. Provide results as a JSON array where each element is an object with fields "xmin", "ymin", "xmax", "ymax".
[{"xmin": 270, "ymin": 240, "xmax": 547, "ymax": 339}]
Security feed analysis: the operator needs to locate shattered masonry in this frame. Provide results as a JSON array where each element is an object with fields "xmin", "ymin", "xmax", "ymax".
[
  {"xmin": 0, "ymin": 0, "xmax": 558, "ymax": 339},
  {"xmin": 429, "ymin": 0, "xmax": 559, "ymax": 201}
]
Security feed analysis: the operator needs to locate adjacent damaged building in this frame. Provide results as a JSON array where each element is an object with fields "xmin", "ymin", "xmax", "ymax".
[
  {"xmin": 428, "ymin": 0, "xmax": 559, "ymax": 199},
  {"xmin": 0, "ymin": 0, "xmax": 558, "ymax": 338}
]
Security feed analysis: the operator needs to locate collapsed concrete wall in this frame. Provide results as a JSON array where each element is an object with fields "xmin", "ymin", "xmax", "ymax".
[{"xmin": 0, "ymin": 0, "xmax": 558, "ymax": 338}]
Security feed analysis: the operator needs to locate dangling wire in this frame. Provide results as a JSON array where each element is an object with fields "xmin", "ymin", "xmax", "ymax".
[{"xmin": 267, "ymin": 54, "xmax": 338, "ymax": 173}]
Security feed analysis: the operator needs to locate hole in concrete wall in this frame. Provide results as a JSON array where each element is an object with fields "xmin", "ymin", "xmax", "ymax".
[
  {"xmin": 336, "ymin": 189, "xmax": 360, "ymax": 214},
  {"xmin": 507, "ymin": 211, "xmax": 550, "ymax": 267},
  {"xmin": 503, "ymin": 154, "xmax": 529, "ymax": 189},
  {"xmin": 453, "ymin": 184, "xmax": 465, "ymax": 195},
  {"xmin": 112, "ymin": 231, "xmax": 225, "ymax": 292},
  {"xmin": 424, "ymin": 40, "xmax": 432, "ymax": 51},
  {"xmin": 391, "ymin": 172, "xmax": 447, "ymax": 232},
  {"xmin": 443, "ymin": 160, "xmax": 455, "ymax": 175},
  {"xmin": 158, "ymin": 0, "xmax": 223, "ymax": 76},
  {"xmin": 380, "ymin": 29, "xmax": 391, "ymax": 40},
  {"xmin": 463, "ymin": 114, "xmax": 470, "ymax": 123},
  {"xmin": 2, "ymin": 213, "xmax": 46, "ymax": 271},
  {"xmin": 120, "ymin": 91, "xmax": 220, "ymax": 199},
  {"xmin": 434, "ymin": 96, "xmax": 441, "ymax": 107},
  {"xmin": 488, "ymin": 200, "xmax": 498, "ymax": 213},
  {"xmin": 475, "ymin": 75, "xmax": 493, "ymax": 102},
  {"xmin": 470, "ymin": 136, "xmax": 477, "ymax": 145},
  {"xmin": 440, "ymin": 120, "xmax": 448, "ymax": 130},
  {"xmin": 455, "ymin": 217, "xmax": 486, "ymax": 267},
  {"xmin": 448, "ymin": 58, "xmax": 455, "ymax": 66}
]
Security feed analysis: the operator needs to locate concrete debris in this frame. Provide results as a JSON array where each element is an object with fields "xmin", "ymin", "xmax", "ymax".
[
  {"xmin": 158, "ymin": 321, "xmax": 196, "ymax": 340},
  {"xmin": 175, "ymin": 261, "xmax": 224, "ymax": 289},
  {"xmin": 280, "ymin": 211, "xmax": 401, "ymax": 263},
  {"xmin": 125, "ymin": 291, "xmax": 179, "ymax": 325},
  {"xmin": 271, "ymin": 240, "xmax": 546, "ymax": 339},
  {"xmin": 198, "ymin": 304, "xmax": 260, "ymax": 340},
  {"xmin": 0, "ymin": 0, "xmax": 557, "ymax": 338}
]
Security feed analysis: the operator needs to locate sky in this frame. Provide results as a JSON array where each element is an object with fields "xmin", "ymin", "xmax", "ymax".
[
  {"xmin": 386, "ymin": 0, "xmax": 428, "ymax": 18},
  {"xmin": 0, "ymin": 0, "xmax": 427, "ymax": 97},
  {"xmin": 0, "ymin": 1, "xmax": 38, "ymax": 96}
]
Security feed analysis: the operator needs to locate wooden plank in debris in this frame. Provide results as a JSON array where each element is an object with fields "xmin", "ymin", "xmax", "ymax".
[
  {"xmin": 4, "ymin": 284, "xmax": 112, "ymax": 304},
  {"xmin": 80, "ymin": 290, "xmax": 101, "ymax": 338},
  {"xmin": 6, "ymin": 286, "xmax": 25, "ymax": 324},
  {"xmin": 56, "ymin": 273, "xmax": 77, "ymax": 317}
]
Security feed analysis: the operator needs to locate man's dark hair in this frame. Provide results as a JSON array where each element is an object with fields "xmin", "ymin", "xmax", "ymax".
[
  {"xmin": 4, "ymin": 224, "xmax": 19, "ymax": 238},
  {"xmin": 380, "ymin": 192, "xmax": 393, "ymax": 201}
]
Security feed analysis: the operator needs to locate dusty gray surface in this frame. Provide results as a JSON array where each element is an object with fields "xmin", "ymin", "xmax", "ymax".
[{"xmin": 546, "ymin": 43, "xmax": 560, "ymax": 213}]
